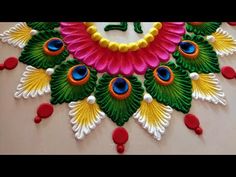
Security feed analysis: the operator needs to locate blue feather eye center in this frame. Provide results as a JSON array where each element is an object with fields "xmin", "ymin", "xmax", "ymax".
[
  {"xmin": 179, "ymin": 41, "xmax": 196, "ymax": 54},
  {"xmin": 113, "ymin": 78, "xmax": 129, "ymax": 94},
  {"xmin": 47, "ymin": 38, "xmax": 64, "ymax": 51},
  {"xmin": 157, "ymin": 67, "xmax": 171, "ymax": 81},
  {"xmin": 72, "ymin": 65, "xmax": 88, "ymax": 80}
]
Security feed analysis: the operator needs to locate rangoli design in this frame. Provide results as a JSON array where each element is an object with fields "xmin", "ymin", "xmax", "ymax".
[{"xmin": 1, "ymin": 22, "xmax": 236, "ymax": 154}]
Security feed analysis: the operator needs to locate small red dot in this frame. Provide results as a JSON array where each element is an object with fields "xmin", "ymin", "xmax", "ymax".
[
  {"xmin": 117, "ymin": 144, "xmax": 125, "ymax": 154},
  {"xmin": 221, "ymin": 66, "xmax": 236, "ymax": 79},
  {"xmin": 228, "ymin": 22, "xmax": 236, "ymax": 26},
  {"xmin": 0, "ymin": 64, "xmax": 4, "ymax": 70},
  {"xmin": 112, "ymin": 127, "xmax": 129, "ymax": 145},
  {"xmin": 184, "ymin": 114, "xmax": 200, "ymax": 130},
  {"xmin": 37, "ymin": 103, "xmax": 54, "ymax": 118},
  {"xmin": 195, "ymin": 127, "xmax": 203, "ymax": 135},
  {"xmin": 34, "ymin": 116, "xmax": 42, "ymax": 124},
  {"xmin": 4, "ymin": 57, "xmax": 18, "ymax": 70}
]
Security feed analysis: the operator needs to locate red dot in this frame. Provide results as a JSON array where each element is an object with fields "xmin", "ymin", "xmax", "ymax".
[
  {"xmin": 37, "ymin": 103, "xmax": 54, "ymax": 118},
  {"xmin": 0, "ymin": 64, "xmax": 4, "ymax": 70},
  {"xmin": 221, "ymin": 66, "xmax": 236, "ymax": 79},
  {"xmin": 184, "ymin": 114, "xmax": 200, "ymax": 130},
  {"xmin": 195, "ymin": 127, "xmax": 203, "ymax": 135},
  {"xmin": 34, "ymin": 116, "xmax": 42, "ymax": 124},
  {"xmin": 4, "ymin": 57, "xmax": 18, "ymax": 70},
  {"xmin": 112, "ymin": 127, "xmax": 129, "ymax": 145},
  {"xmin": 117, "ymin": 144, "xmax": 125, "ymax": 154},
  {"xmin": 228, "ymin": 22, "xmax": 236, "ymax": 26}
]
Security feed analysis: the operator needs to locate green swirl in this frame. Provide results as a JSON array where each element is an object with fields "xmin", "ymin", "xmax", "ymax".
[
  {"xmin": 144, "ymin": 62, "xmax": 192, "ymax": 114},
  {"xmin": 95, "ymin": 74, "xmax": 144, "ymax": 126},
  {"xmin": 50, "ymin": 59, "xmax": 97, "ymax": 104},
  {"xmin": 173, "ymin": 33, "xmax": 220, "ymax": 73},
  {"xmin": 186, "ymin": 22, "xmax": 221, "ymax": 36},
  {"xmin": 19, "ymin": 30, "xmax": 69, "ymax": 69}
]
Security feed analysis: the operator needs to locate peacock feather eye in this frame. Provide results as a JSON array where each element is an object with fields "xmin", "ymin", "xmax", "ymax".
[
  {"xmin": 67, "ymin": 64, "xmax": 90, "ymax": 86},
  {"xmin": 43, "ymin": 38, "xmax": 65, "ymax": 56},
  {"xmin": 153, "ymin": 66, "xmax": 174, "ymax": 86},
  {"xmin": 178, "ymin": 40, "xmax": 199, "ymax": 59},
  {"xmin": 109, "ymin": 77, "xmax": 132, "ymax": 100}
]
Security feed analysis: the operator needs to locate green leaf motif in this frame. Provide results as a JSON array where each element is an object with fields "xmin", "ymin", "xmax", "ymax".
[
  {"xmin": 186, "ymin": 22, "xmax": 221, "ymax": 36},
  {"xmin": 27, "ymin": 22, "xmax": 60, "ymax": 31},
  {"xmin": 50, "ymin": 59, "xmax": 97, "ymax": 104},
  {"xmin": 19, "ymin": 30, "xmax": 69, "ymax": 69},
  {"xmin": 144, "ymin": 62, "xmax": 192, "ymax": 114},
  {"xmin": 95, "ymin": 74, "xmax": 144, "ymax": 126},
  {"xmin": 173, "ymin": 34, "xmax": 220, "ymax": 73}
]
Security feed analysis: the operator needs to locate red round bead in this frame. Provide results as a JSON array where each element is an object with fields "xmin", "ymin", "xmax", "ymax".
[
  {"xmin": 4, "ymin": 57, "xmax": 18, "ymax": 70},
  {"xmin": 228, "ymin": 22, "xmax": 236, "ymax": 26},
  {"xmin": 195, "ymin": 127, "xmax": 203, "ymax": 135},
  {"xmin": 221, "ymin": 66, "xmax": 236, "ymax": 79},
  {"xmin": 184, "ymin": 114, "xmax": 200, "ymax": 130},
  {"xmin": 0, "ymin": 64, "xmax": 5, "ymax": 70},
  {"xmin": 34, "ymin": 116, "xmax": 42, "ymax": 124},
  {"xmin": 117, "ymin": 144, "xmax": 125, "ymax": 154},
  {"xmin": 112, "ymin": 127, "xmax": 129, "ymax": 145},
  {"xmin": 37, "ymin": 103, "xmax": 54, "ymax": 118}
]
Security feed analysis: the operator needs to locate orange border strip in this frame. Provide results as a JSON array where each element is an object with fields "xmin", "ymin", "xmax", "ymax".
[
  {"xmin": 67, "ymin": 64, "xmax": 90, "ymax": 86},
  {"xmin": 153, "ymin": 66, "xmax": 174, "ymax": 86},
  {"xmin": 178, "ymin": 40, "xmax": 199, "ymax": 59},
  {"xmin": 43, "ymin": 37, "xmax": 65, "ymax": 56},
  {"xmin": 109, "ymin": 77, "xmax": 132, "ymax": 100}
]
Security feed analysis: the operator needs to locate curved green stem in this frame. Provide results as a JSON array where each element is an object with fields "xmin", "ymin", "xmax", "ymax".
[
  {"xmin": 104, "ymin": 22, "xmax": 128, "ymax": 32},
  {"xmin": 133, "ymin": 22, "xmax": 143, "ymax": 34}
]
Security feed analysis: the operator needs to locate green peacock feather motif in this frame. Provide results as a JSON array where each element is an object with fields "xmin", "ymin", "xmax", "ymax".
[
  {"xmin": 144, "ymin": 62, "xmax": 192, "ymax": 114},
  {"xmin": 50, "ymin": 59, "xmax": 97, "ymax": 104},
  {"xmin": 95, "ymin": 74, "xmax": 144, "ymax": 126},
  {"xmin": 19, "ymin": 30, "xmax": 69, "ymax": 69},
  {"xmin": 172, "ymin": 33, "xmax": 220, "ymax": 73}
]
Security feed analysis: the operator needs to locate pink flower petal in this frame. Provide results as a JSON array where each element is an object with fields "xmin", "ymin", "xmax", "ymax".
[
  {"xmin": 107, "ymin": 54, "xmax": 122, "ymax": 75},
  {"xmin": 60, "ymin": 22, "xmax": 185, "ymax": 76},
  {"xmin": 119, "ymin": 53, "xmax": 133, "ymax": 76}
]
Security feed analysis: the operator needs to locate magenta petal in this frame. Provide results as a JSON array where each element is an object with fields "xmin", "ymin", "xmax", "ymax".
[
  {"xmin": 94, "ymin": 53, "xmax": 110, "ymax": 72},
  {"xmin": 67, "ymin": 38, "xmax": 93, "ymax": 53},
  {"xmin": 161, "ymin": 30, "xmax": 182, "ymax": 44},
  {"xmin": 74, "ymin": 45, "xmax": 99, "ymax": 61},
  {"xmin": 156, "ymin": 37, "xmax": 177, "ymax": 53},
  {"xmin": 152, "ymin": 43, "xmax": 170, "ymax": 62},
  {"xmin": 63, "ymin": 34, "xmax": 88, "ymax": 44},
  {"xmin": 164, "ymin": 22, "xmax": 185, "ymax": 26},
  {"xmin": 119, "ymin": 53, "xmax": 133, "ymax": 76},
  {"xmin": 129, "ymin": 52, "xmax": 147, "ymax": 74},
  {"xmin": 107, "ymin": 54, "xmax": 122, "ymax": 75},
  {"xmin": 162, "ymin": 24, "xmax": 185, "ymax": 35},
  {"xmin": 138, "ymin": 49, "xmax": 160, "ymax": 69}
]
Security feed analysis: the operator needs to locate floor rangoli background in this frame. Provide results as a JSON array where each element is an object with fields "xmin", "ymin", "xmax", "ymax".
[{"xmin": 0, "ymin": 22, "xmax": 236, "ymax": 154}]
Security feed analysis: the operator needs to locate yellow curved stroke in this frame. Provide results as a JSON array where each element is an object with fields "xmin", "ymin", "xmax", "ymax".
[
  {"xmin": 0, "ymin": 22, "xmax": 33, "ymax": 48},
  {"xmin": 15, "ymin": 66, "xmax": 51, "ymax": 98},
  {"xmin": 211, "ymin": 27, "xmax": 236, "ymax": 56},
  {"xmin": 192, "ymin": 73, "xmax": 226, "ymax": 105},
  {"xmin": 133, "ymin": 96, "xmax": 172, "ymax": 141},
  {"xmin": 69, "ymin": 97, "xmax": 105, "ymax": 140}
]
